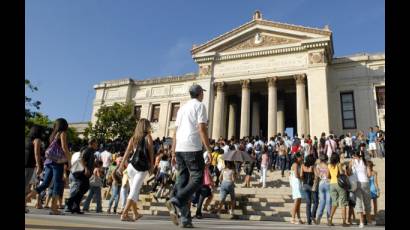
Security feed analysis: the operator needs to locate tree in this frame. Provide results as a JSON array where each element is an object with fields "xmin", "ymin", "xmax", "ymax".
[
  {"xmin": 85, "ymin": 102, "xmax": 136, "ymax": 145},
  {"xmin": 25, "ymin": 112, "xmax": 52, "ymax": 137},
  {"xmin": 25, "ymin": 79, "xmax": 43, "ymax": 136}
]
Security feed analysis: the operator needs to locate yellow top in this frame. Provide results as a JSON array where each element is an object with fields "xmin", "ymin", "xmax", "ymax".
[
  {"xmin": 328, "ymin": 163, "xmax": 339, "ymax": 184},
  {"xmin": 211, "ymin": 151, "xmax": 220, "ymax": 166}
]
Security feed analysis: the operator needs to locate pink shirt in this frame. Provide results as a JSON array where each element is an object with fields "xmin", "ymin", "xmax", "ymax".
[{"xmin": 261, "ymin": 153, "xmax": 269, "ymax": 167}]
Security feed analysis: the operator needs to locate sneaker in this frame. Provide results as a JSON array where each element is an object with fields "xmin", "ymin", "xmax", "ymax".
[
  {"xmin": 371, "ymin": 221, "xmax": 377, "ymax": 226},
  {"xmin": 165, "ymin": 200, "xmax": 179, "ymax": 226},
  {"xmin": 359, "ymin": 223, "xmax": 364, "ymax": 228},
  {"xmin": 195, "ymin": 214, "xmax": 203, "ymax": 219},
  {"xmin": 181, "ymin": 223, "xmax": 194, "ymax": 228}
]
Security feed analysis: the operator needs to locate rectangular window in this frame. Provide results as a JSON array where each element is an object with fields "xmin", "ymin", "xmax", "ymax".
[
  {"xmin": 170, "ymin": 103, "xmax": 180, "ymax": 121},
  {"xmin": 375, "ymin": 86, "xmax": 385, "ymax": 109},
  {"xmin": 340, "ymin": 92, "xmax": 357, "ymax": 129},
  {"xmin": 150, "ymin": 104, "xmax": 160, "ymax": 122},
  {"xmin": 134, "ymin": 105, "xmax": 141, "ymax": 120}
]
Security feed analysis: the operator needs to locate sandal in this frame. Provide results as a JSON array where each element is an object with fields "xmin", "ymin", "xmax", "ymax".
[
  {"xmin": 133, "ymin": 214, "xmax": 143, "ymax": 221},
  {"xmin": 120, "ymin": 215, "xmax": 135, "ymax": 222},
  {"xmin": 49, "ymin": 210, "xmax": 64, "ymax": 215},
  {"xmin": 290, "ymin": 219, "xmax": 297, "ymax": 224}
]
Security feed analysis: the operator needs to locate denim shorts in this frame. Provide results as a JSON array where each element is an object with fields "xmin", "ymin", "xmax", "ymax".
[{"xmin": 220, "ymin": 181, "xmax": 235, "ymax": 202}]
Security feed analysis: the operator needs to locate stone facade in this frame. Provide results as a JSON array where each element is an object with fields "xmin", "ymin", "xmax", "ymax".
[{"xmin": 91, "ymin": 11, "xmax": 385, "ymax": 139}]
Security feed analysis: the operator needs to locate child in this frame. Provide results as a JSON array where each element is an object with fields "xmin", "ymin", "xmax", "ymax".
[
  {"xmin": 83, "ymin": 161, "xmax": 103, "ymax": 213},
  {"xmin": 107, "ymin": 164, "xmax": 122, "ymax": 214},
  {"xmin": 154, "ymin": 154, "xmax": 171, "ymax": 201},
  {"xmin": 215, "ymin": 161, "xmax": 236, "ymax": 215},
  {"xmin": 259, "ymin": 147, "xmax": 269, "ymax": 188}
]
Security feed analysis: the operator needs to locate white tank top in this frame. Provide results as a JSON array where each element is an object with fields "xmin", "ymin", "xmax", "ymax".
[{"xmin": 352, "ymin": 159, "xmax": 369, "ymax": 182}]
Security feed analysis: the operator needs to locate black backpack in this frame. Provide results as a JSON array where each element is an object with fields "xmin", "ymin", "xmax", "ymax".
[{"xmin": 129, "ymin": 135, "xmax": 150, "ymax": 171}]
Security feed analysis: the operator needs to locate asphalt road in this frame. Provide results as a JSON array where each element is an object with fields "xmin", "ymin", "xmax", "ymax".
[{"xmin": 25, "ymin": 208, "xmax": 385, "ymax": 230}]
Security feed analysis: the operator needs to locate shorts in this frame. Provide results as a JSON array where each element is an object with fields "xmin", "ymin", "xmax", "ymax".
[
  {"xmin": 348, "ymin": 192, "xmax": 356, "ymax": 207},
  {"xmin": 330, "ymin": 183, "xmax": 348, "ymax": 207},
  {"xmin": 244, "ymin": 163, "xmax": 254, "ymax": 176},
  {"xmin": 220, "ymin": 181, "xmax": 235, "ymax": 202},
  {"xmin": 368, "ymin": 143, "xmax": 377, "ymax": 151}
]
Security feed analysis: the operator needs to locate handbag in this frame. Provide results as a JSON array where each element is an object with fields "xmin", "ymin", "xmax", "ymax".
[
  {"xmin": 129, "ymin": 135, "xmax": 150, "ymax": 171},
  {"xmin": 45, "ymin": 133, "xmax": 68, "ymax": 164},
  {"xmin": 311, "ymin": 175, "xmax": 319, "ymax": 192},
  {"xmin": 203, "ymin": 167, "xmax": 212, "ymax": 186},
  {"xmin": 348, "ymin": 173, "xmax": 358, "ymax": 192}
]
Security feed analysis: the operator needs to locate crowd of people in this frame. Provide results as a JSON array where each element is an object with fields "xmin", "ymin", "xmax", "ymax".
[{"xmin": 25, "ymin": 84, "xmax": 384, "ymax": 228}]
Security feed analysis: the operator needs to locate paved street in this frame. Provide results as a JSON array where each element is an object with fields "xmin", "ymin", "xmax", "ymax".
[{"xmin": 26, "ymin": 208, "xmax": 385, "ymax": 230}]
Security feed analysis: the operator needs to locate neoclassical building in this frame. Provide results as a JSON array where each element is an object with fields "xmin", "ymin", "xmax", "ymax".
[{"xmin": 91, "ymin": 11, "xmax": 385, "ymax": 140}]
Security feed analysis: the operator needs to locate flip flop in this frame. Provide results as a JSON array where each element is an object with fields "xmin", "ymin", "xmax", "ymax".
[
  {"xmin": 49, "ymin": 211, "xmax": 64, "ymax": 215},
  {"xmin": 134, "ymin": 214, "xmax": 143, "ymax": 221},
  {"xmin": 120, "ymin": 215, "xmax": 135, "ymax": 222}
]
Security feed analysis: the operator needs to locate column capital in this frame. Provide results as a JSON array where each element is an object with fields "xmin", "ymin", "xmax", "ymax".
[
  {"xmin": 266, "ymin": 77, "xmax": 278, "ymax": 87},
  {"xmin": 240, "ymin": 79, "xmax": 251, "ymax": 89},
  {"xmin": 214, "ymin": 81, "xmax": 226, "ymax": 91},
  {"xmin": 294, "ymin": 74, "xmax": 307, "ymax": 85}
]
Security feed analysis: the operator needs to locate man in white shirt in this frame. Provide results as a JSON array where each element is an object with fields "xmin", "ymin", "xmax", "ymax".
[
  {"xmin": 100, "ymin": 147, "xmax": 112, "ymax": 187},
  {"xmin": 166, "ymin": 84, "xmax": 212, "ymax": 228},
  {"xmin": 344, "ymin": 133, "xmax": 353, "ymax": 158}
]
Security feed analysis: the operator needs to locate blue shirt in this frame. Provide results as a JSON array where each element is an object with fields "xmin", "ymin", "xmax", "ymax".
[{"xmin": 367, "ymin": 132, "xmax": 377, "ymax": 143}]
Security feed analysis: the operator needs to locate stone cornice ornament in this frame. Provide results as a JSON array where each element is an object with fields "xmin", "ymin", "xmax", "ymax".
[
  {"xmin": 266, "ymin": 77, "xmax": 278, "ymax": 87},
  {"xmin": 199, "ymin": 64, "xmax": 211, "ymax": 76},
  {"xmin": 294, "ymin": 74, "xmax": 306, "ymax": 84},
  {"xmin": 240, "ymin": 79, "xmax": 251, "ymax": 89},
  {"xmin": 214, "ymin": 82, "xmax": 226, "ymax": 91}
]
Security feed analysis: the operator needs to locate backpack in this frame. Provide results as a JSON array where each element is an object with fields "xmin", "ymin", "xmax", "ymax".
[{"xmin": 129, "ymin": 135, "xmax": 150, "ymax": 171}]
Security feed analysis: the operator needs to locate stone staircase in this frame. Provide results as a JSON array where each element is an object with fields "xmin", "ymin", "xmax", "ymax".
[{"xmin": 28, "ymin": 158, "xmax": 385, "ymax": 225}]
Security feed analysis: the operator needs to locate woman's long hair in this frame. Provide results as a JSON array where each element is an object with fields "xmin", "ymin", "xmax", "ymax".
[
  {"xmin": 49, "ymin": 118, "xmax": 69, "ymax": 143},
  {"xmin": 131, "ymin": 118, "xmax": 151, "ymax": 148}
]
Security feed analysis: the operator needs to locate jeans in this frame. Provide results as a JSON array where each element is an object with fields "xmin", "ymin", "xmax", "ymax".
[
  {"xmin": 120, "ymin": 185, "xmax": 129, "ymax": 209},
  {"xmin": 304, "ymin": 188, "xmax": 319, "ymax": 224},
  {"xmin": 287, "ymin": 153, "xmax": 293, "ymax": 170},
  {"xmin": 108, "ymin": 184, "xmax": 121, "ymax": 211},
  {"xmin": 261, "ymin": 165, "xmax": 267, "ymax": 187},
  {"xmin": 66, "ymin": 172, "xmax": 90, "ymax": 211},
  {"xmin": 278, "ymin": 155, "xmax": 286, "ymax": 176},
  {"xmin": 172, "ymin": 151, "xmax": 205, "ymax": 225},
  {"xmin": 83, "ymin": 186, "xmax": 102, "ymax": 212},
  {"xmin": 35, "ymin": 162, "xmax": 64, "ymax": 197},
  {"xmin": 317, "ymin": 181, "xmax": 331, "ymax": 220}
]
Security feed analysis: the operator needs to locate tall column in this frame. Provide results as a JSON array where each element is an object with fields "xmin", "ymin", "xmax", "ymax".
[
  {"xmin": 240, "ymin": 80, "xmax": 251, "ymax": 138},
  {"xmin": 227, "ymin": 103, "xmax": 237, "ymax": 139},
  {"xmin": 295, "ymin": 74, "xmax": 307, "ymax": 137},
  {"xmin": 267, "ymin": 77, "xmax": 278, "ymax": 138},
  {"xmin": 212, "ymin": 82, "xmax": 225, "ymax": 139},
  {"xmin": 251, "ymin": 99, "xmax": 260, "ymax": 137},
  {"xmin": 277, "ymin": 100, "xmax": 285, "ymax": 135}
]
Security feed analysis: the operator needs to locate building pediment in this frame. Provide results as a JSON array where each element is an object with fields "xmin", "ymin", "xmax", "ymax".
[
  {"xmin": 211, "ymin": 31, "xmax": 302, "ymax": 53},
  {"xmin": 191, "ymin": 13, "xmax": 333, "ymax": 56}
]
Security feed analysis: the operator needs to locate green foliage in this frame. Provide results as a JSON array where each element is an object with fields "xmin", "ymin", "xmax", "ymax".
[
  {"xmin": 86, "ymin": 102, "xmax": 136, "ymax": 144},
  {"xmin": 25, "ymin": 112, "xmax": 52, "ymax": 137}
]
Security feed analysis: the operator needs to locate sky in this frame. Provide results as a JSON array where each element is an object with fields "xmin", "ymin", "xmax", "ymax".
[{"xmin": 25, "ymin": 0, "xmax": 385, "ymax": 123}]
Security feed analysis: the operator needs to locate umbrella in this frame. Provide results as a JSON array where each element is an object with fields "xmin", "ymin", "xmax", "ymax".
[{"xmin": 222, "ymin": 150, "xmax": 255, "ymax": 162}]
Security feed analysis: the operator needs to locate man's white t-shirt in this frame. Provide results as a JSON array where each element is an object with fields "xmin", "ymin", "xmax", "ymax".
[
  {"xmin": 175, "ymin": 98, "xmax": 208, "ymax": 152},
  {"xmin": 246, "ymin": 143, "xmax": 253, "ymax": 152},
  {"xmin": 344, "ymin": 137, "xmax": 352, "ymax": 147},
  {"xmin": 100, "ymin": 150, "xmax": 112, "ymax": 168},
  {"xmin": 223, "ymin": 145, "xmax": 230, "ymax": 154}
]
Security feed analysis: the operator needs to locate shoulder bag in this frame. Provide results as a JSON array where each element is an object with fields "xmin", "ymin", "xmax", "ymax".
[
  {"xmin": 45, "ymin": 133, "xmax": 68, "ymax": 164},
  {"xmin": 129, "ymin": 135, "xmax": 150, "ymax": 171}
]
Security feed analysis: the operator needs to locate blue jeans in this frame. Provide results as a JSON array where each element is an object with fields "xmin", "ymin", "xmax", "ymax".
[
  {"xmin": 35, "ymin": 162, "xmax": 64, "ymax": 197},
  {"xmin": 279, "ymin": 155, "xmax": 286, "ymax": 176},
  {"xmin": 304, "ymin": 188, "xmax": 319, "ymax": 224},
  {"xmin": 317, "ymin": 181, "xmax": 332, "ymax": 221},
  {"xmin": 172, "ymin": 151, "xmax": 205, "ymax": 225},
  {"xmin": 66, "ymin": 172, "xmax": 89, "ymax": 211},
  {"xmin": 83, "ymin": 186, "xmax": 102, "ymax": 212},
  {"xmin": 108, "ymin": 184, "xmax": 121, "ymax": 211}
]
